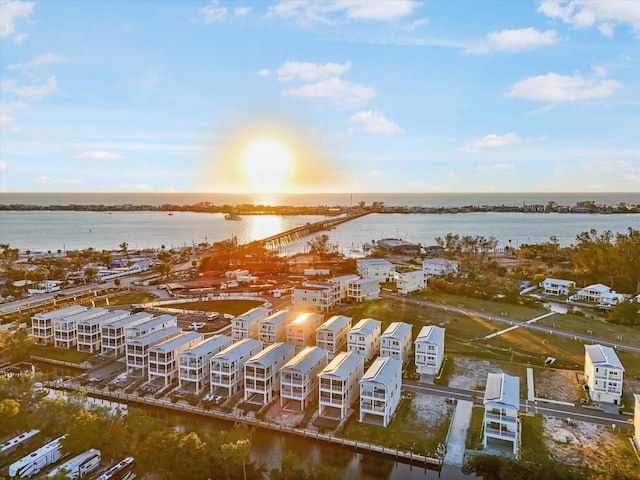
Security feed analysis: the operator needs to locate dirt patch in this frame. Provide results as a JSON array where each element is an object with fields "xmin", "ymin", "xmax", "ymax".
[
  {"xmin": 408, "ymin": 392, "xmax": 452, "ymax": 427},
  {"xmin": 264, "ymin": 401, "xmax": 308, "ymax": 428},
  {"xmin": 447, "ymin": 358, "xmax": 505, "ymax": 391},
  {"xmin": 535, "ymin": 369, "xmax": 582, "ymax": 403}
]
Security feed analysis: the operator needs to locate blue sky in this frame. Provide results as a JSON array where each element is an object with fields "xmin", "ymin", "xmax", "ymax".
[{"xmin": 1, "ymin": 0, "xmax": 639, "ymax": 194}]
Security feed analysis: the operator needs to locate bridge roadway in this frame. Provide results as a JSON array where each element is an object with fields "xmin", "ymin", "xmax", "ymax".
[{"xmin": 251, "ymin": 211, "xmax": 371, "ymax": 250}]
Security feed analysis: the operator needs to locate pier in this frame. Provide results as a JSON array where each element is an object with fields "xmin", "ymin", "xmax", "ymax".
[{"xmin": 252, "ymin": 211, "xmax": 371, "ymax": 250}]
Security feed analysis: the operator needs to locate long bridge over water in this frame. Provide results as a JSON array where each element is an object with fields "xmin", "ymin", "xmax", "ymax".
[{"xmin": 251, "ymin": 211, "xmax": 371, "ymax": 250}]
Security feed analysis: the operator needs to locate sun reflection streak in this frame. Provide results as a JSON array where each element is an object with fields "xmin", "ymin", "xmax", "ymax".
[{"xmin": 247, "ymin": 215, "xmax": 284, "ymax": 243}]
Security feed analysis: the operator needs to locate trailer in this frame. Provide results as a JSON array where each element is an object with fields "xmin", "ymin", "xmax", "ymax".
[
  {"xmin": 0, "ymin": 430, "xmax": 40, "ymax": 459},
  {"xmin": 94, "ymin": 456, "xmax": 135, "ymax": 480},
  {"xmin": 46, "ymin": 448, "xmax": 101, "ymax": 479},
  {"xmin": 8, "ymin": 435, "xmax": 66, "ymax": 478}
]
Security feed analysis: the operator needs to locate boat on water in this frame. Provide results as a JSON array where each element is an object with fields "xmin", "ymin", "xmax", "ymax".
[{"xmin": 224, "ymin": 212, "xmax": 241, "ymax": 220}]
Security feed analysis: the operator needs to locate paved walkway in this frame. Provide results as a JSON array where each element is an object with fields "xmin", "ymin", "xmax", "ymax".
[
  {"xmin": 444, "ymin": 399, "xmax": 474, "ymax": 466},
  {"xmin": 484, "ymin": 312, "xmax": 555, "ymax": 339}
]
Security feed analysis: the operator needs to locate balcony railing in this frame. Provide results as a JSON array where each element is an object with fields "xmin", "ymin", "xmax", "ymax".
[
  {"xmin": 361, "ymin": 403, "xmax": 386, "ymax": 413},
  {"xmin": 485, "ymin": 427, "xmax": 516, "ymax": 440},
  {"xmin": 281, "ymin": 378, "xmax": 304, "ymax": 386},
  {"xmin": 361, "ymin": 391, "xmax": 386, "ymax": 400},
  {"xmin": 245, "ymin": 372, "xmax": 267, "ymax": 379},
  {"xmin": 211, "ymin": 378, "xmax": 232, "ymax": 386},
  {"xmin": 485, "ymin": 413, "xmax": 517, "ymax": 424}
]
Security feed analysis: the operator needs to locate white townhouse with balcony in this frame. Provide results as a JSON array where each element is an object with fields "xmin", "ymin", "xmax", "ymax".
[
  {"xmin": 292, "ymin": 281, "xmax": 340, "ymax": 313},
  {"xmin": 347, "ymin": 318, "xmax": 382, "ymax": 363},
  {"xmin": 286, "ymin": 312, "xmax": 324, "ymax": 352},
  {"xmin": 540, "ymin": 278, "xmax": 575, "ymax": 296},
  {"xmin": 244, "ymin": 342, "xmax": 295, "ymax": 405},
  {"xmin": 634, "ymin": 394, "xmax": 640, "ymax": 450},
  {"xmin": 125, "ymin": 326, "xmax": 181, "ymax": 377},
  {"xmin": 210, "ymin": 338, "xmax": 263, "ymax": 398},
  {"xmin": 77, "ymin": 309, "xmax": 129, "ymax": 353},
  {"xmin": 571, "ymin": 283, "xmax": 626, "ymax": 306},
  {"xmin": 232, "ymin": 306, "xmax": 270, "ymax": 342},
  {"xmin": 53, "ymin": 307, "xmax": 108, "ymax": 349},
  {"xmin": 125, "ymin": 314, "xmax": 177, "ymax": 339},
  {"xmin": 357, "ymin": 259, "xmax": 395, "ymax": 282},
  {"xmin": 280, "ymin": 346, "xmax": 328, "ymax": 411},
  {"xmin": 422, "ymin": 258, "xmax": 458, "ymax": 277},
  {"xmin": 100, "ymin": 311, "xmax": 154, "ymax": 357},
  {"xmin": 483, "ymin": 372, "xmax": 520, "ymax": 455},
  {"xmin": 328, "ymin": 274, "xmax": 360, "ymax": 300},
  {"xmin": 359, "ymin": 356, "xmax": 402, "ymax": 428},
  {"xmin": 395, "ymin": 270, "xmax": 428, "ymax": 295},
  {"xmin": 380, "ymin": 322, "xmax": 412, "ymax": 365},
  {"xmin": 415, "ymin": 325, "xmax": 446, "ymax": 375},
  {"xmin": 148, "ymin": 331, "xmax": 203, "ymax": 387},
  {"xmin": 259, "ymin": 309, "xmax": 298, "ymax": 345},
  {"xmin": 347, "ymin": 277, "xmax": 380, "ymax": 303},
  {"xmin": 31, "ymin": 305, "xmax": 87, "ymax": 345},
  {"xmin": 584, "ymin": 344, "xmax": 625, "ymax": 405},
  {"xmin": 178, "ymin": 335, "xmax": 232, "ymax": 393},
  {"xmin": 316, "ymin": 315, "xmax": 352, "ymax": 360},
  {"xmin": 318, "ymin": 351, "xmax": 365, "ymax": 420}
]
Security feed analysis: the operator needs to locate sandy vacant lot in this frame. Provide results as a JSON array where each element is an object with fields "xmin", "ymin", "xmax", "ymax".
[
  {"xmin": 535, "ymin": 368, "xmax": 583, "ymax": 403},
  {"xmin": 447, "ymin": 357, "xmax": 506, "ymax": 391}
]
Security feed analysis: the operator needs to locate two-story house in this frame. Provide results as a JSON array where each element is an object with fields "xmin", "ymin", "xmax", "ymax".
[
  {"xmin": 540, "ymin": 278, "xmax": 575, "ymax": 296},
  {"xmin": 357, "ymin": 259, "xmax": 395, "ymax": 282},
  {"xmin": 77, "ymin": 309, "xmax": 130, "ymax": 353},
  {"xmin": 316, "ymin": 315, "xmax": 352, "ymax": 360},
  {"xmin": 32, "ymin": 305, "xmax": 87, "ymax": 345},
  {"xmin": 584, "ymin": 344, "xmax": 625, "ymax": 405},
  {"xmin": 210, "ymin": 338, "xmax": 263, "ymax": 398},
  {"xmin": 483, "ymin": 372, "xmax": 520, "ymax": 455},
  {"xmin": 415, "ymin": 325, "xmax": 446, "ymax": 375},
  {"xmin": 244, "ymin": 342, "xmax": 295, "ymax": 405},
  {"xmin": 126, "ymin": 326, "xmax": 182, "ymax": 377},
  {"xmin": 259, "ymin": 309, "xmax": 298, "ymax": 345},
  {"xmin": 328, "ymin": 274, "xmax": 360, "ymax": 301},
  {"xmin": 178, "ymin": 335, "xmax": 232, "ymax": 393},
  {"xmin": 148, "ymin": 331, "xmax": 203, "ymax": 387},
  {"xmin": 53, "ymin": 307, "xmax": 108, "ymax": 349},
  {"xmin": 347, "ymin": 277, "xmax": 380, "ymax": 303},
  {"xmin": 286, "ymin": 312, "xmax": 324, "ymax": 353},
  {"xmin": 100, "ymin": 311, "xmax": 154, "ymax": 357},
  {"xmin": 379, "ymin": 322, "xmax": 413, "ymax": 365},
  {"xmin": 318, "ymin": 351, "xmax": 365, "ymax": 421},
  {"xmin": 292, "ymin": 281, "xmax": 340, "ymax": 313},
  {"xmin": 231, "ymin": 306, "xmax": 270, "ymax": 342},
  {"xmin": 359, "ymin": 356, "xmax": 402, "ymax": 428},
  {"xmin": 280, "ymin": 346, "xmax": 328, "ymax": 411},
  {"xmin": 347, "ymin": 318, "xmax": 382, "ymax": 363},
  {"xmin": 395, "ymin": 270, "xmax": 428, "ymax": 295},
  {"xmin": 422, "ymin": 258, "xmax": 458, "ymax": 277}
]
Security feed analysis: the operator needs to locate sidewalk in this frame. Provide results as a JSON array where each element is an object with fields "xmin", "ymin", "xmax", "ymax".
[{"xmin": 444, "ymin": 399, "xmax": 473, "ymax": 466}]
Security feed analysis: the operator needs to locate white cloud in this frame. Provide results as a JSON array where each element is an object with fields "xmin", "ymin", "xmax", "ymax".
[
  {"xmin": 348, "ymin": 110, "xmax": 404, "ymax": 136},
  {"xmin": 475, "ymin": 163, "xmax": 514, "ymax": 172},
  {"xmin": 282, "ymin": 77, "xmax": 376, "ymax": 106},
  {"xmin": 200, "ymin": 1, "xmax": 227, "ymax": 23},
  {"xmin": 505, "ymin": 72, "xmax": 621, "ymax": 102},
  {"xmin": 277, "ymin": 60, "xmax": 351, "ymax": 81},
  {"xmin": 257, "ymin": 68, "xmax": 271, "ymax": 77},
  {"xmin": 466, "ymin": 27, "xmax": 559, "ymax": 54},
  {"xmin": 458, "ymin": 133, "xmax": 526, "ymax": 153},
  {"xmin": 76, "ymin": 151, "xmax": 123, "ymax": 162},
  {"xmin": 0, "ymin": 113, "xmax": 16, "ymax": 124},
  {"xmin": 7, "ymin": 53, "xmax": 65, "ymax": 71},
  {"xmin": 13, "ymin": 32, "xmax": 27, "ymax": 43},
  {"xmin": 0, "ymin": 76, "xmax": 59, "ymax": 100},
  {"xmin": 538, "ymin": 1, "xmax": 640, "ymax": 37},
  {"xmin": 591, "ymin": 65, "xmax": 607, "ymax": 77},
  {"xmin": 269, "ymin": 0, "xmax": 419, "ymax": 25},
  {"xmin": 235, "ymin": 7, "xmax": 251, "ymax": 16},
  {"xmin": 0, "ymin": 160, "xmax": 7, "ymax": 171},
  {"xmin": 0, "ymin": 0, "xmax": 34, "ymax": 39},
  {"xmin": 403, "ymin": 17, "xmax": 429, "ymax": 31}
]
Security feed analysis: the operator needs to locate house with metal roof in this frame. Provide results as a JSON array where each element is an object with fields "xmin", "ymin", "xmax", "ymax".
[
  {"xmin": 540, "ymin": 278, "xmax": 575, "ymax": 296},
  {"xmin": 380, "ymin": 321, "xmax": 412, "ymax": 365},
  {"xmin": 584, "ymin": 344, "xmax": 625, "ymax": 405},
  {"xmin": 210, "ymin": 338, "xmax": 263, "ymax": 398},
  {"xmin": 100, "ymin": 311, "xmax": 155, "ymax": 357},
  {"xmin": 347, "ymin": 277, "xmax": 380, "ymax": 303},
  {"xmin": 148, "ymin": 331, "xmax": 203, "ymax": 386},
  {"xmin": 125, "ymin": 314, "xmax": 177, "ymax": 339},
  {"xmin": 178, "ymin": 335, "xmax": 232, "ymax": 393},
  {"xmin": 318, "ymin": 351, "xmax": 365, "ymax": 420},
  {"xmin": 482, "ymin": 372, "xmax": 520, "ymax": 455},
  {"xmin": 77, "ymin": 309, "xmax": 130, "ymax": 353},
  {"xmin": 259, "ymin": 309, "xmax": 298, "ymax": 345},
  {"xmin": 316, "ymin": 315, "xmax": 352, "ymax": 360},
  {"xmin": 422, "ymin": 257, "xmax": 458, "ymax": 277},
  {"xmin": 347, "ymin": 318, "xmax": 382, "ymax": 363},
  {"xmin": 280, "ymin": 346, "xmax": 328, "ymax": 411},
  {"xmin": 125, "ymin": 326, "xmax": 181, "ymax": 377},
  {"xmin": 328, "ymin": 274, "xmax": 360, "ymax": 300},
  {"xmin": 53, "ymin": 307, "xmax": 108, "ymax": 349},
  {"xmin": 292, "ymin": 281, "xmax": 340, "ymax": 313},
  {"xmin": 286, "ymin": 312, "xmax": 324, "ymax": 353},
  {"xmin": 415, "ymin": 325, "xmax": 446, "ymax": 375},
  {"xmin": 232, "ymin": 306, "xmax": 270, "ymax": 342},
  {"xmin": 244, "ymin": 342, "xmax": 295, "ymax": 405},
  {"xmin": 357, "ymin": 258, "xmax": 395, "ymax": 282},
  {"xmin": 32, "ymin": 305, "xmax": 87, "ymax": 345},
  {"xmin": 359, "ymin": 356, "xmax": 402, "ymax": 427}
]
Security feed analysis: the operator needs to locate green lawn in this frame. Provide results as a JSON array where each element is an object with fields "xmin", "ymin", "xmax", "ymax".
[
  {"xmin": 465, "ymin": 405, "xmax": 485, "ymax": 450},
  {"xmin": 29, "ymin": 344, "xmax": 93, "ymax": 364},
  {"xmin": 520, "ymin": 415, "xmax": 548, "ymax": 464},
  {"xmin": 100, "ymin": 290, "xmax": 158, "ymax": 306}
]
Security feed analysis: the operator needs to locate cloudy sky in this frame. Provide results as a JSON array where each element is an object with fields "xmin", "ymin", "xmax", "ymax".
[{"xmin": 1, "ymin": 0, "xmax": 639, "ymax": 193}]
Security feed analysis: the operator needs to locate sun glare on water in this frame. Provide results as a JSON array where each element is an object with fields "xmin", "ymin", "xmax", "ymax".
[{"xmin": 241, "ymin": 139, "xmax": 294, "ymax": 193}]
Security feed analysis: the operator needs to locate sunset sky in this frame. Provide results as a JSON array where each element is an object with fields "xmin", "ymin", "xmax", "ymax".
[{"xmin": 1, "ymin": 0, "xmax": 639, "ymax": 193}]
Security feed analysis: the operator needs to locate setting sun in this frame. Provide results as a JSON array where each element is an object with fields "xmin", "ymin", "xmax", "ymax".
[{"xmin": 241, "ymin": 139, "xmax": 294, "ymax": 193}]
